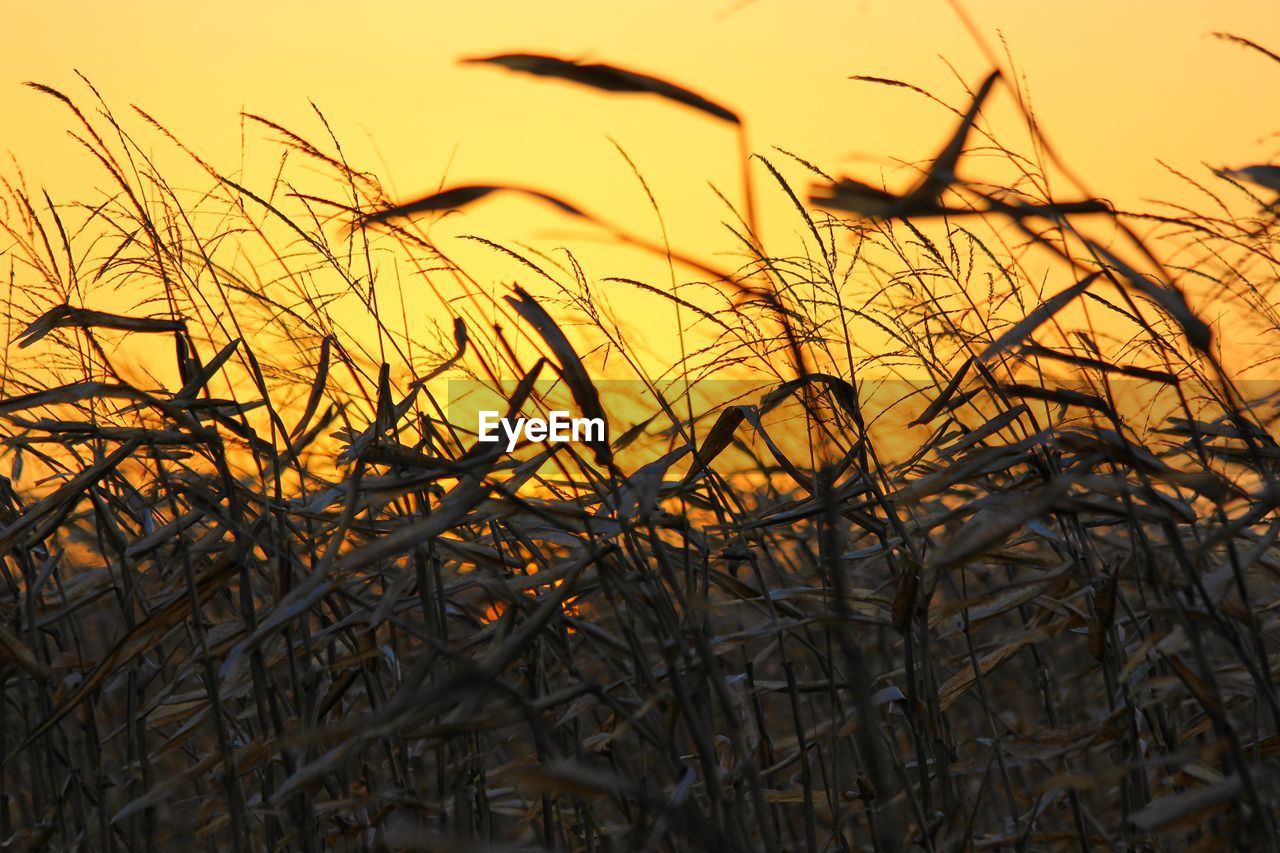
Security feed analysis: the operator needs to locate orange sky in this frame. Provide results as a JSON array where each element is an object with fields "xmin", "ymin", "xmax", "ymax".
[
  {"xmin": 1, "ymin": 1, "xmax": 1278, "ymax": 387},
  {"xmin": 4, "ymin": 1, "xmax": 1277, "ymax": 216}
]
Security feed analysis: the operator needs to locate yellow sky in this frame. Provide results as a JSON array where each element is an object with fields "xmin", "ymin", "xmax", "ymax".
[
  {"xmin": 1, "ymin": 0, "xmax": 1278, "ymax": 387},
  {"xmin": 5, "ymin": 1, "xmax": 1276, "ymax": 213}
]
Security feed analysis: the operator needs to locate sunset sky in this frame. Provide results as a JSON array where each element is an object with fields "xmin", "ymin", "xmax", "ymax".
[
  {"xmin": 5, "ymin": 1, "xmax": 1276, "ymax": 215},
  {"xmin": 1, "ymin": 1, "xmax": 1278, "ymax": 388}
]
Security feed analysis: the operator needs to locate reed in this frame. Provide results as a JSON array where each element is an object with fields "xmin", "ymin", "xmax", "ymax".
[{"xmin": 0, "ymin": 38, "xmax": 1277, "ymax": 851}]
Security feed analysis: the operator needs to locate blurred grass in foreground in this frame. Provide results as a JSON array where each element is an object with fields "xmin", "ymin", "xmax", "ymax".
[{"xmin": 0, "ymin": 37, "xmax": 1279, "ymax": 851}]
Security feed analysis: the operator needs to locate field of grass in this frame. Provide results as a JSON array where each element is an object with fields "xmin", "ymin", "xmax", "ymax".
[{"xmin": 1, "ymin": 30, "xmax": 1279, "ymax": 852}]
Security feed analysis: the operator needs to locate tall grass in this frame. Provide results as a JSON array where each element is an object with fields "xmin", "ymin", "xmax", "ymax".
[{"xmin": 0, "ymin": 40, "xmax": 1278, "ymax": 851}]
